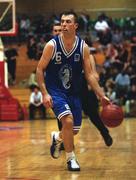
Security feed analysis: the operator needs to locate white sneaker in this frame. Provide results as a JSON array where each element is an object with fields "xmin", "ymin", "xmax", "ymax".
[
  {"xmin": 67, "ymin": 158, "xmax": 80, "ymax": 171},
  {"xmin": 50, "ymin": 131, "xmax": 62, "ymax": 159}
]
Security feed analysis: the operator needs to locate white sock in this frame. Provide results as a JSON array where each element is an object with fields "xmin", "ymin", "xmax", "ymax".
[{"xmin": 66, "ymin": 151, "xmax": 76, "ymax": 161}]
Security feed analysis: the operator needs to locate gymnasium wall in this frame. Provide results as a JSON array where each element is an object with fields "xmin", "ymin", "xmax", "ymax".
[{"xmin": 16, "ymin": 0, "xmax": 136, "ymax": 18}]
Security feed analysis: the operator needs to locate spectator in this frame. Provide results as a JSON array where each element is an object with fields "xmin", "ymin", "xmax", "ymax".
[
  {"xmin": 37, "ymin": 37, "xmax": 46, "ymax": 60},
  {"xmin": 94, "ymin": 15, "xmax": 109, "ymax": 32},
  {"xmin": 105, "ymin": 79, "xmax": 117, "ymax": 103},
  {"xmin": 4, "ymin": 44, "xmax": 18, "ymax": 85},
  {"xmin": 78, "ymin": 12, "xmax": 89, "ymax": 32},
  {"xmin": 115, "ymin": 69, "xmax": 130, "ymax": 104},
  {"xmin": 29, "ymin": 86, "xmax": 46, "ymax": 120},
  {"xmin": 112, "ymin": 28, "xmax": 124, "ymax": 45},
  {"xmin": 105, "ymin": 43, "xmax": 118, "ymax": 62},
  {"xmin": 117, "ymin": 41, "xmax": 131, "ymax": 69},
  {"xmin": 19, "ymin": 15, "xmax": 31, "ymax": 42},
  {"xmin": 94, "ymin": 14, "xmax": 111, "ymax": 45},
  {"xmin": 27, "ymin": 36, "xmax": 37, "ymax": 60}
]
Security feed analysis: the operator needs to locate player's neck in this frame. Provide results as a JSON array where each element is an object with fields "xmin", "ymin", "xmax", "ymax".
[
  {"xmin": 61, "ymin": 34, "xmax": 77, "ymax": 53},
  {"xmin": 61, "ymin": 34, "xmax": 76, "ymax": 45}
]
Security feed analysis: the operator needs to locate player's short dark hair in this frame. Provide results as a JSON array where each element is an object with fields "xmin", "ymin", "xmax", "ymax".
[{"xmin": 60, "ymin": 11, "xmax": 78, "ymax": 23}]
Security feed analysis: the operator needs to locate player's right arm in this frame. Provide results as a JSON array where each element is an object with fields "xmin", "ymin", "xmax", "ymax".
[{"xmin": 36, "ymin": 41, "xmax": 54, "ymax": 108}]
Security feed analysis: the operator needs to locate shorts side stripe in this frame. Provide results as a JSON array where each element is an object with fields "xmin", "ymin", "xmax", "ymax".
[
  {"xmin": 58, "ymin": 110, "xmax": 72, "ymax": 120},
  {"xmin": 73, "ymin": 126, "xmax": 81, "ymax": 131}
]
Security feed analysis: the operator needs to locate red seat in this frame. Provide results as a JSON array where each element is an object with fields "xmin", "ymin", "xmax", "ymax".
[{"xmin": 0, "ymin": 84, "xmax": 24, "ymax": 121}]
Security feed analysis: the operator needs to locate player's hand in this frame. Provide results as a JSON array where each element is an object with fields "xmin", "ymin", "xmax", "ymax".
[
  {"xmin": 43, "ymin": 93, "xmax": 53, "ymax": 108},
  {"xmin": 101, "ymin": 96, "xmax": 111, "ymax": 107}
]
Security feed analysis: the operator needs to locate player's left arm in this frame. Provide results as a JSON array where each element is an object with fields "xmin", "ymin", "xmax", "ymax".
[
  {"xmin": 89, "ymin": 54, "xmax": 99, "ymax": 81},
  {"xmin": 83, "ymin": 42, "xmax": 110, "ymax": 105}
]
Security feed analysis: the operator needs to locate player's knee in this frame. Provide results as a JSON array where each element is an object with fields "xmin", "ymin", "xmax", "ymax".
[
  {"xmin": 63, "ymin": 120, "xmax": 73, "ymax": 130},
  {"xmin": 61, "ymin": 115, "xmax": 73, "ymax": 130}
]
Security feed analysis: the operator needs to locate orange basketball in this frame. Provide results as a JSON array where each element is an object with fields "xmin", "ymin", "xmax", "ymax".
[{"xmin": 100, "ymin": 104, "xmax": 124, "ymax": 128}]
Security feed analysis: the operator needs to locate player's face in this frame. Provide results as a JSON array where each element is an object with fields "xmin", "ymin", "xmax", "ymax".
[
  {"xmin": 52, "ymin": 25, "xmax": 62, "ymax": 36},
  {"xmin": 61, "ymin": 14, "xmax": 78, "ymax": 34}
]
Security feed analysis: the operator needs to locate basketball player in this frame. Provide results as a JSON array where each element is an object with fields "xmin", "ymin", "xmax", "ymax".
[
  {"xmin": 52, "ymin": 22, "xmax": 62, "ymax": 36},
  {"xmin": 52, "ymin": 22, "xmax": 113, "ymax": 147},
  {"xmin": 36, "ymin": 11, "xmax": 110, "ymax": 171}
]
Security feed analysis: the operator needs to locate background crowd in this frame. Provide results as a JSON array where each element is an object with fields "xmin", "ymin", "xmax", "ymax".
[{"xmin": 2, "ymin": 11, "xmax": 136, "ymax": 118}]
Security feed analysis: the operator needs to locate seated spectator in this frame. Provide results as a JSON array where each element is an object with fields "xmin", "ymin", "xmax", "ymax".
[
  {"xmin": 94, "ymin": 15, "xmax": 109, "ymax": 32},
  {"xmin": 115, "ymin": 69, "xmax": 130, "ymax": 104},
  {"xmin": 94, "ymin": 15, "xmax": 111, "ymax": 45},
  {"xmin": 29, "ymin": 86, "xmax": 46, "ymax": 120},
  {"xmin": 112, "ymin": 28, "xmax": 123, "ymax": 45}
]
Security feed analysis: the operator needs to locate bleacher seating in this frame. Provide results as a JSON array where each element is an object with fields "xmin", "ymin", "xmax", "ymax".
[
  {"xmin": 10, "ymin": 87, "xmax": 55, "ymax": 119},
  {"xmin": 10, "ymin": 88, "xmax": 30, "ymax": 107},
  {"xmin": 0, "ymin": 85, "xmax": 25, "ymax": 120},
  {"xmin": 16, "ymin": 45, "xmax": 38, "ymax": 84}
]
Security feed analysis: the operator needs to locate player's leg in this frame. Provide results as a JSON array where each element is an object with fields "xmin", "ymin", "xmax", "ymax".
[
  {"xmin": 82, "ymin": 90, "xmax": 113, "ymax": 146},
  {"xmin": 50, "ymin": 93, "xmax": 73, "ymax": 158},
  {"xmin": 60, "ymin": 114, "xmax": 74, "ymax": 152},
  {"xmin": 50, "ymin": 97, "xmax": 71, "ymax": 159},
  {"xmin": 29, "ymin": 103, "xmax": 36, "ymax": 120},
  {"xmin": 64, "ymin": 96, "xmax": 82, "ymax": 171},
  {"xmin": 87, "ymin": 107, "xmax": 113, "ymax": 146},
  {"xmin": 57, "ymin": 114, "xmax": 80, "ymax": 171},
  {"xmin": 87, "ymin": 91, "xmax": 108, "ymax": 132},
  {"xmin": 50, "ymin": 94, "xmax": 80, "ymax": 171}
]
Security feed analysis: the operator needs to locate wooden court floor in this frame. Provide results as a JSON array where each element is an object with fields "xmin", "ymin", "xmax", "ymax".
[{"xmin": 0, "ymin": 117, "xmax": 136, "ymax": 180}]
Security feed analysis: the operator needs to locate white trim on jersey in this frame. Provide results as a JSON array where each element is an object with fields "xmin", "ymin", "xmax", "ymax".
[
  {"xmin": 58, "ymin": 35, "xmax": 79, "ymax": 58},
  {"xmin": 50, "ymin": 39, "xmax": 56, "ymax": 60},
  {"xmin": 80, "ymin": 40, "xmax": 85, "ymax": 59}
]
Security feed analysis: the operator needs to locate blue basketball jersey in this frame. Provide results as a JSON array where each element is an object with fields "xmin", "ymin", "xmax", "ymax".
[{"xmin": 45, "ymin": 35, "xmax": 84, "ymax": 95}]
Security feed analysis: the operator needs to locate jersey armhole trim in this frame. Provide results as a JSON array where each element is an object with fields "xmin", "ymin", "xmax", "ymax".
[
  {"xmin": 50, "ymin": 39, "xmax": 56, "ymax": 59},
  {"xmin": 80, "ymin": 40, "xmax": 85, "ymax": 59}
]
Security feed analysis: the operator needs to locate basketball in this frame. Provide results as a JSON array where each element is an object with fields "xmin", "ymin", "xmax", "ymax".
[{"xmin": 100, "ymin": 104, "xmax": 124, "ymax": 128}]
